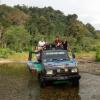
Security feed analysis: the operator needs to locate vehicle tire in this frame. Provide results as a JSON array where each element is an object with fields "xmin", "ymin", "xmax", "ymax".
[
  {"xmin": 72, "ymin": 79, "xmax": 79, "ymax": 87},
  {"xmin": 39, "ymin": 75, "xmax": 46, "ymax": 88},
  {"xmin": 40, "ymin": 80, "xmax": 46, "ymax": 88}
]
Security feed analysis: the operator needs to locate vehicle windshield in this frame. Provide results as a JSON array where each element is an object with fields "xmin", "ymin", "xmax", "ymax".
[{"xmin": 42, "ymin": 50, "xmax": 70, "ymax": 62}]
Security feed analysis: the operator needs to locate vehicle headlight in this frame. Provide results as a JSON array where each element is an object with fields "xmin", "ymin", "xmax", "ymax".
[
  {"xmin": 64, "ymin": 68, "xmax": 68, "ymax": 72},
  {"xmin": 57, "ymin": 69, "xmax": 60, "ymax": 72},
  {"xmin": 46, "ymin": 70, "xmax": 53, "ymax": 75},
  {"xmin": 71, "ymin": 68, "xmax": 78, "ymax": 73}
]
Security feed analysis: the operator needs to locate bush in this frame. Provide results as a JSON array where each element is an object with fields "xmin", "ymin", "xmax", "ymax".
[
  {"xmin": 0, "ymin": 48, "xmax": 14, "ymax": 58},
  {"xmin": 95, "ymin": 49, "xmax": 100, "ymax": 61}
]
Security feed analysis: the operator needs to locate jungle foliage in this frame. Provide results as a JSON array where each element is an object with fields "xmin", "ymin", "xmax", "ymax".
[{"xmin": 0, "ymin": 4, "xmax": 100, "ymax": 53}]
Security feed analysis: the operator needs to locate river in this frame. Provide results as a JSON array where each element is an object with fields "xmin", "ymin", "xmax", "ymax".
[{"xmin": 0, "ymin": 63, "xmax": 100, "ymax": 100}]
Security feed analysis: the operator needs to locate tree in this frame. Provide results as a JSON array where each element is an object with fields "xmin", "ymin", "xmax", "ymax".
[
  {"xmin": 0, "ymin": 5, "xmax": 99, "ymax": 52},
  {"xmin": 65, "ymin": 14, "xmax": 79, "ymax": 37},
  {"xmin": 4, "ymin": 26, "xmax": 31, "ymax": 51},
  {"xmin": 86, "ymin": 23, "xmax": 95, "ymax": 33},
  {"xmin": 86, "ymin": 23, "xmax": 96, "ymax": 38},
  {"xmin": 38, "ymin": 16, "xmax": 49, "ymax": 34},
  {"xmin": 95, "ymin": 31, "xmax": 100, "ymax": 39},
  {"xmin": 0, "ymin": 23, "xmax": 5, "ymax": 48},
  {"xmin": 9, "ymin": 8, "xmax": 29, "ymax": 25}
]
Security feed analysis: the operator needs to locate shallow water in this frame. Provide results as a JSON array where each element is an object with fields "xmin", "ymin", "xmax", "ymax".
[{"xmin": 0, "ymin": 63, "xmax": 100, "ymax": 100}]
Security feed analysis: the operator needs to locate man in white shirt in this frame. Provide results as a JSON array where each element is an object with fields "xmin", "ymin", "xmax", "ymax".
[
  {"xmin": 38, "ymin": 41, "xmax": 45, "ymax": 47},
  {"xmin": 38, "ymin": 38, "xmax": 46, "ymax": 50}
]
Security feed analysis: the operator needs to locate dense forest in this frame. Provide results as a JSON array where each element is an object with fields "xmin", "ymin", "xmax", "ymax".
[{"xmin": 0, "ymin": 4, "xmax": 100, "ymax": 52}]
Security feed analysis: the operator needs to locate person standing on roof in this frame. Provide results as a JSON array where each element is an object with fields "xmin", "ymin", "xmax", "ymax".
[
  {"xmin": 38, "ymin": 38, "xmax": 45, "ymax": 47},
  {"xmin": 38, "ymin": 38, "xmax": 46, "ymax": 50}
]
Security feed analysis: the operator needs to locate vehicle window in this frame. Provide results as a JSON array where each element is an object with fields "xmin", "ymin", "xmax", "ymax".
[
  {"xmin": 46, "ymin": 52, "xmax": 65, "ymax": 55},
  {"xmin": 43, "ymin": 50, "xmax": 70, "ymax": 62}
]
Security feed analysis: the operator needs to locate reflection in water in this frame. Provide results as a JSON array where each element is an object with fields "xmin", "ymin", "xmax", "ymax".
[
  {"xmin": 1, "ymin": 63, "xmax": 100, "ymax": 100},
  {"xmin": 28, "ymin": 79, "xmax": 40, "ymax": 100},
  {"xmin": 37, "ymin": 85, "xmax": 81, "ymax": 100},
  {"xmin": 0, "ymin": 63, "xmax": 81, "ymax": 100},
  {"xmin": 28, "ymin": 77, "xmax": 81, "ymax": 100}
]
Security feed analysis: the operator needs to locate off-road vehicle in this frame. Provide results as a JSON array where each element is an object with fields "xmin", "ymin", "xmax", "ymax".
[{"xmin": 27, "ymin": 47, "xmax": 81, "ymax": 87}]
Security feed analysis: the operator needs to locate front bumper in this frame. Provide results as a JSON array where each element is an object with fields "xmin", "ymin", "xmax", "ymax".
[{"xmin": 43, "ymin": 74, "xmax": 81, "ymax": 81}]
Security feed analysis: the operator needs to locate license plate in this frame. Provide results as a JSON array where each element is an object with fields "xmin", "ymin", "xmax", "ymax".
[
  {"xmin": 59, "ymin": 77, "xmax": 65, "ymax": 80},
  {"xmin": 59, "ymin": 76, "xmax": 68, "ymax": 80}
]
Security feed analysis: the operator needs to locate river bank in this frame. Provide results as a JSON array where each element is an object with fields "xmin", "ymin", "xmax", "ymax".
[
  {"xmin": 0, "ymin": 59, "xmax": 27, "ymax": 64},
  {"xmin": 0, "ymin": 57, "xmax": 100, "ymax": 76}
]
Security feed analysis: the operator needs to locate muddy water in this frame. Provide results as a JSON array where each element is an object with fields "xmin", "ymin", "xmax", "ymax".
[{"xmin": 0, "ymin": 63, "xmax": 100, "ymax": 100}]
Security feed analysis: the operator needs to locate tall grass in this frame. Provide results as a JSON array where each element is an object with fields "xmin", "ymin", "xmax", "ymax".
[
  {"xmin": 76, "ymin": 51, "xmax": 95, "ymax": 60},
  {"xmin": 0, "ymin": 48, "xmax": 15, "ymax": 58},
  {"xmin": 8, "ymin": 52, "xmax": 28, "ymax": 61},
  {"xmin": 0, "ymin": 48, "xmax": 28, "ymax": 61},
  {"xmin": 95, "ymin": 49, "xmax": 100, "ymax": 61}
]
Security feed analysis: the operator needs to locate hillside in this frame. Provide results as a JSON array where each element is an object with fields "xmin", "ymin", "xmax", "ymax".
[{"xmin": 0, "ymin": 4, "xmax": 100, "ymax": 52}]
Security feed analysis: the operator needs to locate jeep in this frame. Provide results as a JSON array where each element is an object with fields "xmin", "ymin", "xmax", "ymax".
[{"xmin": 27, "ymin": 48, "xmax": 81, "ymax": 87}]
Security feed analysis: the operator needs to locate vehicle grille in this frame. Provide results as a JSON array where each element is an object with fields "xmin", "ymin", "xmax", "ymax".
[{"xmin": 53, "ymin": 68, "xmax": 70, "ymax": 76}]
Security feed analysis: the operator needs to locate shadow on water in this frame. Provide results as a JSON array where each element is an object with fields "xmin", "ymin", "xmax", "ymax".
[
  {"xmin": 28, "ymin": 77, "xmax": 81, "ymax": 100},
  {"xmin": 0, "ymin": 63, "xmax": 81, "ymax": 100},
  {"xmin": 27, "ymin": 67, "xmax": 81, "ymax": 100},
  {"xmin": 36, "ymin": 85, "xmax": 81, "ymax": 100},
  {"xmin": 1, "ymin": 63, "xmax": 100, "ymax": 100},
  {"xmin": 27, "ymin": 79, "xmax": 81, "ymax": 100},
  {"xmin": 27, "ymin": 78, "xmax": 40, "ymax": 100}
]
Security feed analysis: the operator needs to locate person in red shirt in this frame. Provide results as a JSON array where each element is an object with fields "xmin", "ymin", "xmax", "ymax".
[{"xmin": 54, "ymin": 36, "xmax": 62, "ymax": 47}]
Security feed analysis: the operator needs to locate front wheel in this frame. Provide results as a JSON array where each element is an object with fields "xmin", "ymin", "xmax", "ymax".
[
  {"xmin": 72, "ymin": 79, "xmax": 79, "ymax": 86},
  {"xmin": 39, "ymin": 75, "xmax": 47, "ymax": 88},
  {"xmin": 40, "ymin": 80, "xmax": 46, "ymax": 88}
]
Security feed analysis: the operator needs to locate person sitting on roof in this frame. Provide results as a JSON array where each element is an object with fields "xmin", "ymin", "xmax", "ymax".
[
  {"xmin": 62, "ymin": 39, "xmax": 68, "ymax": 50},
  {"xmin": 54, "ymin": 36, "xmax": 63, "ymax": 48}
]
